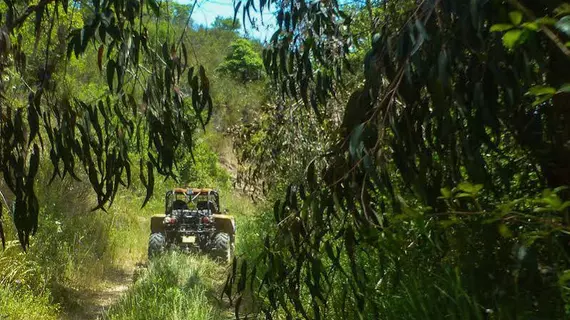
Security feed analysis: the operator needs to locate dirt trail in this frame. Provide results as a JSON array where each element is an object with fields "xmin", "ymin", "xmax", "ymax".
[{"xmin": 63, "ymin": 267, "xmax": 133, "ymax": 320}]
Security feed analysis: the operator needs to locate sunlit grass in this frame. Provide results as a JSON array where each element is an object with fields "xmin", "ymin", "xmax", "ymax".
[
  {"xmin": 0, "ymin": 285, "xmax": 59, "ymax": 320},
  {"xmin": 0, "ymin": 142, "xmax": 254, "ymax": 319},
  {"xmin": 0, "ymin": 164, "xmax": 166, "ymax": 315},
  {"xmin": 105, "ymin": 252, "xmax": 229, "ymax": 320}
]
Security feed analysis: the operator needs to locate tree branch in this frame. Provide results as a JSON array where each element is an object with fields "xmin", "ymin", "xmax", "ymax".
[{"xmin": 8, "ymin": 0, "xmax": 56, "ymax": 31}]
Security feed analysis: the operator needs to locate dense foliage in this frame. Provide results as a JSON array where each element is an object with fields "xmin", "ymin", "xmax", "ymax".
[
  {"xmin": 217, "ymin": 38, "xmax": 264, "ymax": 82},
  {"xmin": 0, "ymin": 2, "xmax": 266, "ymax": 316},
  {"xmin": 0, "ymin": 0, "xmax": 214, "ymax": 248},
  {"xmin": 3, "ymin": 0, "xmax": 570, "ymax": 319},
  {"xmin": 224, "ymin": 0, "xmax": 570, "ymax": 319}
]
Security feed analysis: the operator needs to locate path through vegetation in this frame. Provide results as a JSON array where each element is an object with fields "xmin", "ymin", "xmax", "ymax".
[{"xmin": 64, "ymin": 266, "xmax": 134, "ymax": 320}]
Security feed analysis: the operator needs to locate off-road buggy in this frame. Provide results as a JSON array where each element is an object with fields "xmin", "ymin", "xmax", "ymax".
[{"xmin": 147, "ymin": 188, "xmax": 236, "ymax": 262}]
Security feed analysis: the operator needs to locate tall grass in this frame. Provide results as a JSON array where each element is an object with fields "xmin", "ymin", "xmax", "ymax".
[
  {"xmin": 374, "ymin": 268, "xmax": 486, "ymax": 320},
  {"xmin": 105, "ymin": 252, "xmax": 229, "ymax": 320},
  {"xmin": 0, "ymin": 285, "xmax": 59, "ymax": 320},
  {"xmin": 0, "ymin": 158, "xmax": 165, "ymax": 316},
  {"xmin": 0, "ymin": 138, "xmax": 256, "ymax": 318}
]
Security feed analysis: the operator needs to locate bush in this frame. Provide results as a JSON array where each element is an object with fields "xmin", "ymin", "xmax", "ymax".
[{"xmin": 217, "ymin": 38, "xmax": 264, "ymax": 83}]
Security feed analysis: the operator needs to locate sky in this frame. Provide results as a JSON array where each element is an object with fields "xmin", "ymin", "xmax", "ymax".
[{"xmin": 177, "ymin": 0, "xmax": 277, "ymax": 42}]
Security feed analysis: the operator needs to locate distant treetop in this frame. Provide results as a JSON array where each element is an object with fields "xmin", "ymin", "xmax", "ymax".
[
  {"xmin": 217, "ymin": 38, "xmax": 264, "ymax": 83},
  {"xmin": 212, "ymin": 16, "xmax": 241, "ymax": 31}
]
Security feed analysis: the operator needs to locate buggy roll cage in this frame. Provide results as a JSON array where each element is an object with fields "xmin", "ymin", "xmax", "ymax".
[{"xmin": 164, "ymin": 188, "xmax": 220, "ymax": 213}]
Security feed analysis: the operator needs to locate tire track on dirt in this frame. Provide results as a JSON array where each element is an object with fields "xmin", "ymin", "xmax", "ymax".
[{"xmin": 63, "ymin": 267, "xmax": 133, "ymax": 320}]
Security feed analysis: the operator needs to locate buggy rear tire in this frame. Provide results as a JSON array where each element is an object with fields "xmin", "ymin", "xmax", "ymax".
[
  {"xmin": 148, "ymin": 233, "xmax": 166, "ymax": 259},
  {"xmin": 211, "ymin": 232, "xmax": 232, "ymax": 263}
]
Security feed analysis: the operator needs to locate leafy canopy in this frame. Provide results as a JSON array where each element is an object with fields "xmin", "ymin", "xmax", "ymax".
[{"xmin": 224, "ymin": 0, "xmax": 570, "ymax": 319}]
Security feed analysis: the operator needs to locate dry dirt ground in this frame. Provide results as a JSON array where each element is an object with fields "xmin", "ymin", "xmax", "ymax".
[{"xmin": 61, "ymin": 267, "xmax": 133, "ymax": 320}]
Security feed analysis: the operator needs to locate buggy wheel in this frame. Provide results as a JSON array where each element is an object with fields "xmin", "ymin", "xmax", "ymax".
[
  {"xmin": 148, "ymin": 233, "xmax": 166, "ymax": 259},
  {"xmin": 211, "ymin": 232, "xmax": 232, "ymax": 263}
]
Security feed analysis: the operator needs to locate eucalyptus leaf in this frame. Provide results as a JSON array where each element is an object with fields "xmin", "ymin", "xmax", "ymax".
[
  {"xmin": 349, "ymin": 123, "xmax": 365, "ymax": 158},
  {"xmin": 554, "ymin": 3, "xmax": 570, "ymax": 17},
  {"xmin": 527, "ymin": 86, "xmax": 556, "ymax": 96},
  {"xmin": 498, "ymin": 224, "xmax": 513, "ymax": 239},
  {"xmin": 440, "ymin": 187, "xmax": 452, "ymax": 198}
]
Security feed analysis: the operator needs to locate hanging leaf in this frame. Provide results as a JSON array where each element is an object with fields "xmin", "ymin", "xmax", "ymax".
[
  {"xmin": 0, "ymin": 201, "xmax": 4, "ymax": 249},
  {"xmin": 98, "ymin": 44, "xmax": 104, "ymax": 72},
  {"xmin": 106, "ymin": 59, "xmax": 116, "ymax": 91},
  {"xmin": 438, "ymin": 48, "xmax": 449, "ymax": 88},
  {"xmin": 527, "ymin": 86, "xmax": 556, "ymax": 96},
  {"xmin": 532, "ymin": 95, "xmax": 552, "ymax": 107},
  {"xmin": 498, "ymin": 224, "xmax": 513, "ymax": 238},
  {"xmin": 238, "ymin": 260, "xmax": 248, "ymax": 292},
  {"xmin": 146, "ymin": 0, "xmax": 160, "ymax": 16},
  {"xmin": 521, "ymin": 22, "xmax": 539, "ymax": 31},
  {"xmin": 142, "ymin": 161, "xmax": 154, "ymax": 207},
  {"xmin": 349, "ymin": 123, "xmax": 365, "ymax": 158},
  {"xmin": 554, "ymin": 3, "xmax": 570, "ymax": 17},
  {"xmin": 27, "ymin": 96, "xmax": 39, "ymax": 145},
  {"xmin": 307, "ymin": 161, "xmax": 316, "ymax": 190},
  {"xmin": 440, "ymin": 187, "xmax": 452, "ymax": 199},
  {"xmin": 535, "ymin": 17, "xmax": 557, "ymax": 25}
]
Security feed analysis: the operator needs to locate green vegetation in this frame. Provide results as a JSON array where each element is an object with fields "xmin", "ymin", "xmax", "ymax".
[
  {"xmin": 106, "ymin": 252, "xmax": 226, "ymax": 320},
  {"xmin": 0, "ymin": 136, "xmax": 249, "ymax": 318},
  {"xmin": 0, "ymin": 166, "xmax": 158, "ymax": 317},
  {"xmin": 224, "ymin": 1, "xmax": 570, "ymax": 319},
  {"xmin": 0, "ymin": 3, "xmax": 263, "ymax": 316},
  {"xmin": 0, "ymin": 285, "xmax": 58, "ymax": 320},
  {"xmin": 213, "ymin": 16, "xmax": 241, "ymax": 31},
  {"xmin": 2, "ymin": 0, "xmax": 570, "ymax": 319},
  {"xmin": 217, "ymin": 38, "xmax": 264, "ymax": 82}
]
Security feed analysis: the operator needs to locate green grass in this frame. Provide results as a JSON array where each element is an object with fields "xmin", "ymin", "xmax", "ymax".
[
  {"xmin": 0, "ymin": 140, "xmax": 255, "ymax": 319},
  {"xmin": 373, "ymin": 268, "xmax": 486, "ymax": 320},
  {"xmin": 0, "ymin": 161, "xmax": 165, "ymax": 316},
  {"xmin": 105, "ymin": 252, "xmax": 229, "ymax": 320},
  {"xmin": 0, "ymin": 285, "xmax": 59, "ymax": 320}
]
